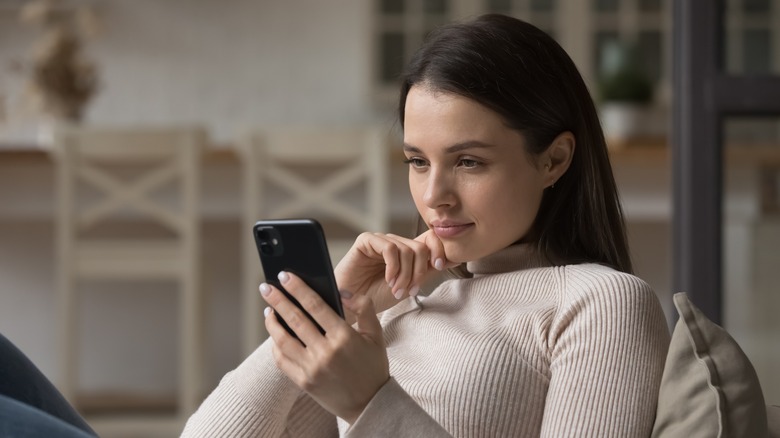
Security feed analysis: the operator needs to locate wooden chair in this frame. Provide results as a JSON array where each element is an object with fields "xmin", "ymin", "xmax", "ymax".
[
  {"xmin": 49, "ymin": 125, "xmax": 206, "ymax": 432},
  {"xmin": 237, "ymin": 125, "xmax": 391, "ymax": 356}
]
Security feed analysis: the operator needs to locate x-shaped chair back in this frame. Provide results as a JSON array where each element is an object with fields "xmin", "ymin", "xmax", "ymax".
[
  {"xmin": 52, "ymin": 127, "xmax": 203, "ymax": 238},
  {"xmin": 239, "ymin": 125, "xmax": 391, "ymax": 354},
  {"xmin": 49, "ymin": 126, "xmax": 206, "ymax": 416},
  {"xmin": 252, "ymin": 127, "xmax": 389, "ymax": 232}
]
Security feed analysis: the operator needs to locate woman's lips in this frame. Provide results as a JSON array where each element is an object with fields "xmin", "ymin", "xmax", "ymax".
[{"xmin": 432, "ymin": 223, "xmax": 474, "ymax": 238}]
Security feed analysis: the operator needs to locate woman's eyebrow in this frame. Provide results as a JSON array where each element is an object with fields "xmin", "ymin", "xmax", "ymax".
[
  {"xmin": 402, "ymin": 144, "xmax": 422, "ymax": 153},
  {"xmin": 403, "ymin": 141, "xmax": 496, "ymax": 154}
]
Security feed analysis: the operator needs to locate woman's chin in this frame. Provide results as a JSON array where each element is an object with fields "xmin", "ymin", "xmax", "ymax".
[{"xmin": 441, "ymin": 243, "xmax": 479, "ymax": 265}]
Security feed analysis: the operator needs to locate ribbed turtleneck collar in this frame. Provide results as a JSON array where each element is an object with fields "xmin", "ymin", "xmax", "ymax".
[{"xmin": 465, "ymin": 243, "xmax": 551, "ymax": 276}]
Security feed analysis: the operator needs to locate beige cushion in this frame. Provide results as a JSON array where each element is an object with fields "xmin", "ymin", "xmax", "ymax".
[{"xmin": 651, "ymin": 292, "xmax": 768, "ymax": 438}]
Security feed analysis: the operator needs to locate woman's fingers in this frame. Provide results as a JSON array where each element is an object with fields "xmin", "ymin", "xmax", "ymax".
[
  {"xmin": 264, "ymin": 306, "xmax": 307, "ymax": 356},
  {"xmin": 260, "ymin": 273, "xmax": 343, "ymax": 347},
  {"xmin": 278, "ymin": 271, "xmax": 344, "ymax": 331},
  {"xmin": 382, "ymin": 233, "xmax": 430, "ymax": 298},
  {"xmin": 356, "ymin": 230, "xmax": 455, "ymax": 300},
  {"xmin": 417, "ymin": 229, "xmax": 459, "ymax": 270},
  {"xmin": 260, "ymin": 281, "xmax": 320, "ymax": 345},
  {"xmin": 371, "ymin": 234, "xmax": 403, "ymax": 289},
  {"xmin": 336, "ymin": 230, "xmax": 454, "ymax": 304},
  {"xmin": 352, "ymin": 233, "xmax": 417, "ymax": 298},
  {"xmin": 342, "ymin": 294, "xmax": 383, "ymax": 344},
  {"xmin": 266, "ymin": 286, "xmax": 390, "ymax": 423}
]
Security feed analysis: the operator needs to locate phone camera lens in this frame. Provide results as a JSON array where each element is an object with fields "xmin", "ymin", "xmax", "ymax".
[{"xmin": 260, "ymin": 242, "xmax": 274, "ymax": 255}]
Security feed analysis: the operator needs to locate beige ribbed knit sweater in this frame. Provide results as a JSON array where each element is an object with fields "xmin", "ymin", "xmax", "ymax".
[{"xmin": 182, "ymin": 244, "xmax": 670, "ymax": 437}]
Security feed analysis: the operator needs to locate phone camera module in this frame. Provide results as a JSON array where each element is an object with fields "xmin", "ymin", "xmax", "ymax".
[{"xmin": 256, "ymin": 226, "xmax": 283, "ymax": 256}]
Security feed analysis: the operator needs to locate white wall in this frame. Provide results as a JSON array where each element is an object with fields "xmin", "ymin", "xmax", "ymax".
[{"xmin": 1, "ymin": 0, "xmax": 386, "ymax": 144}]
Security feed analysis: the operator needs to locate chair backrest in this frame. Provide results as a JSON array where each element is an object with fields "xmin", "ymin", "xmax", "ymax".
[
  {"xmin": 240, "ymin": 125, "xmax": 390, "ymax": 240},
  {"xmin": 49, "ymin": 125, "xmax": 207, "ymax": 416},
  {"xmin": 238, "ymin": 124, "xmax": 391, "ymax": 355},
  {"xmin": 50, "ymin": 125, "xmax": 205, "ymax": 243}
]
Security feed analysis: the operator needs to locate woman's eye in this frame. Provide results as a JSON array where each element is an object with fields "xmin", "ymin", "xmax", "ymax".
[
  {"xmin": 459, "ymin": 159, "xmax": 480, "ymax": 168},
  {"xmin": 404, "ymin": 158, "xmax": 428, "ymax": 168}
]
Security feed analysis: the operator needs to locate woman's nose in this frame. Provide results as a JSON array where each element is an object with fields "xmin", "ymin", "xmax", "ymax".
[{"xmin": 423, "ymin": 168, "xmax": 456, "ymax": 209}]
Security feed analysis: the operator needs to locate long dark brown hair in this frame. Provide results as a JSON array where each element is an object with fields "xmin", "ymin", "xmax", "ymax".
[{"xmin": 399, "ymin": 14, "xmax": 633, "ymax": 274}]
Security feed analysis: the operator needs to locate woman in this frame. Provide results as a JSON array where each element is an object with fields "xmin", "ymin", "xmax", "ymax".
[{"xmin": 183, "ymin": 14, "xmax": 669, "ymax": 437}]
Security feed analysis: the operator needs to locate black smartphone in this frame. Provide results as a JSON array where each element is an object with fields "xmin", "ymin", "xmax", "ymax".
[{"xmin": 253, "ymin": 218, "xmax": 344, "ymax": 339}]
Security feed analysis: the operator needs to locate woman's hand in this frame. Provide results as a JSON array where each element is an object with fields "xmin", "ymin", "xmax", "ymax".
[
  {"xmin": 260, "ymin": 271, "xmax": 389, "ymax": 424},
  {"xmin": 334, "ymin": 230, "xmax": 456, "ymax": 313}
]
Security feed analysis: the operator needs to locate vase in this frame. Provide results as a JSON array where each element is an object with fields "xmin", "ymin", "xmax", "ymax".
[{"xmin": 599, "ymin": 103, "xmax": 666, "ymax": 148}]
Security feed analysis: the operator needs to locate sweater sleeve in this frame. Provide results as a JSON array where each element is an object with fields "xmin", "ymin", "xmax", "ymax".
[
  {"xmin": 344, "ymin": 378, "xmax": 452, "ymax": 437},
  {"xmin": 540, "ymin": 267, "xmax": 670, "ymax": 437},
  {"xmin": 181, "ymin": 338, "xmax": 338, "ymax": 437}
]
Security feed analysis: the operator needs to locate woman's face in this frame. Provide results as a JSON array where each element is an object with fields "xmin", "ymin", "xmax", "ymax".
[{"xmin": 403, "ymin": 86, "xmax": 549, "ymax": 263}]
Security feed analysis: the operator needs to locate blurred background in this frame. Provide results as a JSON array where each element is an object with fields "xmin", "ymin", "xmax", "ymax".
[{"xmin": 0, "ymin": 0, "xmax": 778, "ymax": 436}]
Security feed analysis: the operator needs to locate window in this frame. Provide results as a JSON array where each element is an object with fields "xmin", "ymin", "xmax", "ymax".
[
  {"xmin": 484, "ymin": 0, "xmax": 557, "ymax": 37},
  {"xmin": 373, "ymin": 0, "xmax": 674, "ymax": 108},
  {"xmin": 723, "ymin": 0, "xmax": 780, "ymax": 141},
  {"xmin": 373, "ymin": 0, "xmax": 780, "ymax": 110},
  {"xmin": 374, "ymin": 0, "xmax": 453, "ymax": 97},
  {"xmin": 724, "ymin": 0, "xmax": 779, "ymax": 75},
  {"xmin": 590, "ymin": 0, "xmax": 668, "ymax": 100}
]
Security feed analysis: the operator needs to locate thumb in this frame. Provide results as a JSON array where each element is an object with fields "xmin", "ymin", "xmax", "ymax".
[{"xmin": 343, "ymin": 294, "xmax": 383, "ymax": 345}]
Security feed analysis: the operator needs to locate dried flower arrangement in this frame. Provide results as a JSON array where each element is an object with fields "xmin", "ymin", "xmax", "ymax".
[{"xmin": 18, "ymin": 0, "xmax": 100, "ymax": 122}]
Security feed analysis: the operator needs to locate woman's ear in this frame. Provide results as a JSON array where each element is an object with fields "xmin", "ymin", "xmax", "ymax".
[{"xmin": 542, "ymin": 131, "xmax": 575, "ymax": 188}]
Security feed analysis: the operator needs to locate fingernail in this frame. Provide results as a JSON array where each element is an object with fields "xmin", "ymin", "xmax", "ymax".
[
  {"xmin": 340, "ymin": 289, "xmax": 353, "ymax": 299},
  {"xmin": 409, "ymin": 286, "xmax": 419, "ymax": 297},
  {"xmin": 259, "ymin": 283, "xmax": 271, "ymax": 297},
  {"xmin": 277, "ymin": 271, "xmax": 290, "ymax": 284},
  {"xmin": 394, "ymin": 288, "xmax": 405, "ymax": 299},
  {"xmin": 263, "ymin": 307, "xmax": 271, "ymax": 318},
  {"xmin": 434, "ymin": 258, "xmax": 444, "ymax": 271},
  {"xmin": 388, "ymin": 277, "xmax": 395, "ymax": 288}
]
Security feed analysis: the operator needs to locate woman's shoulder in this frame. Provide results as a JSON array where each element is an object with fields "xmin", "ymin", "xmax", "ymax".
[
  {"xmin": 548, "ymin": 263, "xmax": 669, "ymax": 342},
  {"xmin": 557, "ymin": 263, "xmax": 659, "ymax": 308},
  {"xmin": 563, "ymin": 263, "xmax": 651, "ymax": 289}
]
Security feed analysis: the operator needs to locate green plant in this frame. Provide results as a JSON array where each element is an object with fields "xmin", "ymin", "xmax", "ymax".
[
  {"xmin": 599, "ymin": 69, "xmax": 653, "ymax": 103},
  {"xmin": 598, "ymin": 42, "xmax": 653, "ymax": 104}
]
